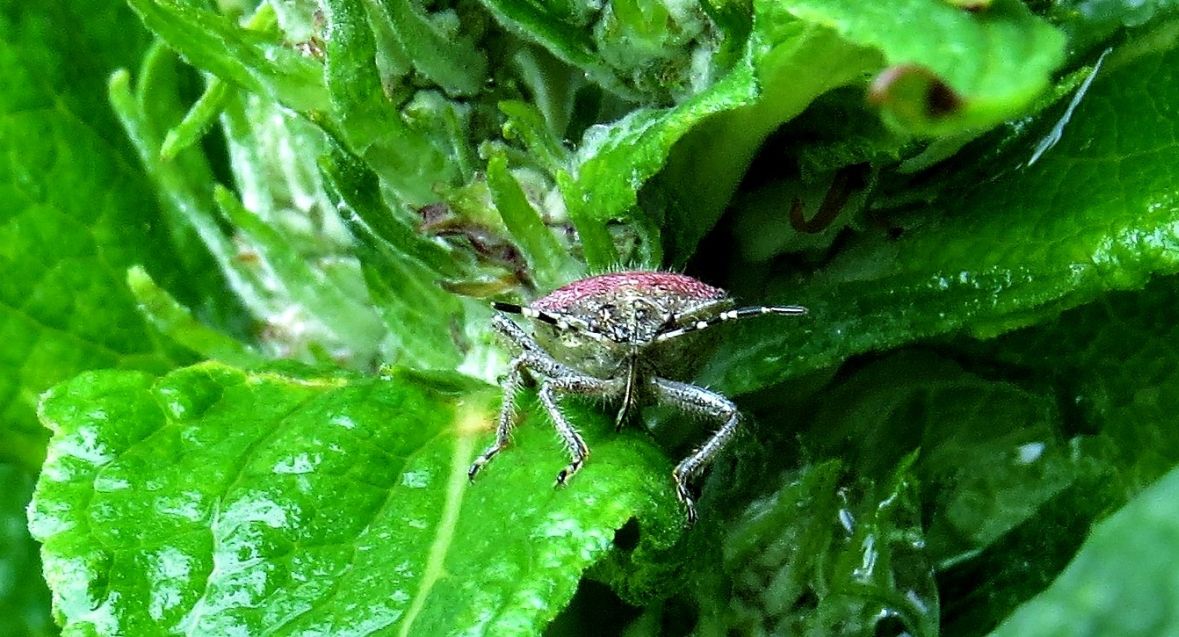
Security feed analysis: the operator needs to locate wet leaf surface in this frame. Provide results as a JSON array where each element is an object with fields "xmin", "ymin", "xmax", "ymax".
[
  {"xmin": 709, "ymin": 40, "xmax": 1179, "ymax": 396},
  {"xmin": 28, "ymin": 363, "xmax": 682, "ymax": 635}
]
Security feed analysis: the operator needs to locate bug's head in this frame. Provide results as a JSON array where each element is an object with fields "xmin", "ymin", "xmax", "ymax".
[
  {"xmin": 578, "ymin": 296, "xmax": 675, "ymax": 346},
  {"xmin": 493, "ymin": 298, "xmax": 679, "ymax": 347}
]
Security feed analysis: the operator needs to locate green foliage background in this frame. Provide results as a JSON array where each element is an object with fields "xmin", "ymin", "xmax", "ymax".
[{"xmin": 4, "ymin": 0, "xmax": 1179, "ymax": 635}]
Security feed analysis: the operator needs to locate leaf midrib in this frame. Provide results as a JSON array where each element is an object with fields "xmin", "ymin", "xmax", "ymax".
[{"xmin": 396, "ymin": 407, "xmax": 478, "ymax": 636}]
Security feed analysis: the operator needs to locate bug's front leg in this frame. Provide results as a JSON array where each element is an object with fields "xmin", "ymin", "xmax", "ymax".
[
  {"xmin": 537, "ymin": 374, "xmax": 623, "ymax": 486},
  {"xmin": 651, "ymin": 378, "xmax": 741, "ymax": 525}
]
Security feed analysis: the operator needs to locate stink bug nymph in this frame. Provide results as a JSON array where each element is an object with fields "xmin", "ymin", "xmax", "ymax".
[{"xmin": 467, "ymin": 271, "xmax": 807, "ymax": 523}]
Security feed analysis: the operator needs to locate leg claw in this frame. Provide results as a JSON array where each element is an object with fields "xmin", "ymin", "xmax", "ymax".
[
  {"xmin": 554, "ymin": 460, "xmax": 583, "ymax": 487},
  {"xmin": 468, "ymin": 444, "xmax": 507, "ymax": 483},
  {"xmin": 675, "ymin": 478, "xmax": 698, "ymax": 526}
]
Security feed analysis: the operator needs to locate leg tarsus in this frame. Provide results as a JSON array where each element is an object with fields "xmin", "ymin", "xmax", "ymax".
[
  {"xmin": 554, "ymin": 455, "xmax": 587, "ymax": 487},
  {"xmin": 672, "ymin": 471, "xmax": 698, "ymax": 525},
  {"xmin": 468, "ymin": 444, "xmax": 505, "ymax": 481},
  {"xmin": 613, "ymin": 404, "xmax": 630, "ymax": 432}
]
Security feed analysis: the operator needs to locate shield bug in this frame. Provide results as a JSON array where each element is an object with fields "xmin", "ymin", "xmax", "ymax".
[{"xmin": 467, "ymin": 271, "xmax": 807, "ymax": 523}]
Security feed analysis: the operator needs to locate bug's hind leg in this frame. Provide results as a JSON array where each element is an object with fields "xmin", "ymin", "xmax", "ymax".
[
  {"xmin": 651, "ymin": 378, "xmax": 741, "ymax": 525},
  {"xmin": 538, "ymin": 374, "xmax": 623, "ymax": 486}
]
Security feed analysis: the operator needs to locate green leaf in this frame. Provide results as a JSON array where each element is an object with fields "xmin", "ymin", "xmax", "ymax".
[
  {"xmin": 793, "ymin": 0, "xmax": 1066, "ymax": 134},
  {"xmin": 28, "ymin": 363, "xmax": 682, "ymax": 635},
  {"xmin": 126, "ymin": 266, "xmax": 265, "ymax": 368},
  {"xmin": 694, "ymin": 458, "xmax": 937, "ymax": 636},
  {"xmin": 0, "ymin": 2, "xmax": 148, "ymax": 148},
  {"xmin": 976, "ymin": 274, "xmax": 1179, "ymax": 498},
  {"xmin": 570, "ymin": 0, "xmax": 1065, "ymax": 264},
  {"xmin": 109, "ymin": 50, "xmax": 264, "ymax": 330},
  {"xmin": 212, "ymin": 186, "xmax": 386, "ymax": 357},
  {"xmin": 319, "ymin": 147, "xmax": 480, "ymax": 372},
  {"xmin": 554, "ymin": 171, "xmax": 622, "ymax": 269},
  {"xmin": 1, "ymin": 464, "xmax": 54, "ymax": 637},
  {"xmin": 796, "ymin": 352, "xmax": 1085, "ymax": 565},
  {"xmin": 707, "ymin": 35, "xmax": 1179, "ymax": 395},
  {"xmin": 159, "ymin": 75, "xmax": 231, "ymax": 161},
  {"xmin": 988, "ymin": 461, "xmax": 1179, "ymax": 637},
  {"xmin": 486, "ymin": 152, "xmax": 579, "ymax": 290},
  {"xmin": 499, "ymin": 100, "xmax": 571, "ymax": 176},
  {"xmin": 122, "ymin": 0, "xmax": 329, "ymax": 111},
  {"xmin": 558, "ymin": 20, "xmax": 874, "ymax": 264},
  {"xmin": 0, "ymin": 3, "xmax": 242, "ymax": 633},
  {"xmin": 929, "ymin": 276, "xmax": 1179, "ymax": 634},
  {"xmin": 684, "ymin": 349, "xmax": 1101, "ymax": 636},
  {"xmin": 569, "ymin": 62, "xmax": 760, "ymax": 249},
  {"xmin": 367, "ymin": 0, "xmax": 488, "ymax": 96},
  {"xmin": 0, "ymin": 1, "xmax": 189, "ymax": 470},
  {"xmin": 936, "ymin": 474, "xmax": 1108, "ymax": 637},
  {"xmin": 1049, "ymin": 0, "xmax": 1179, "ymax": 53},
  {"xmin": 17, "ymin": 3, "xmax": 1179, "ymax": 637},
  {"xmin": 319, "ymin": 145, "xmax": 465, "ymax": 280},
  {"xmin": 321, "ymin": 0, "xmax": 462, "ymax": 205},
  {"xmin": 477, "ymin": 0, "xmax": 643, "ymax": 100},
  {"xmin": 653, "ymin": 20, "xmax": 876, "ymax": 262}
]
